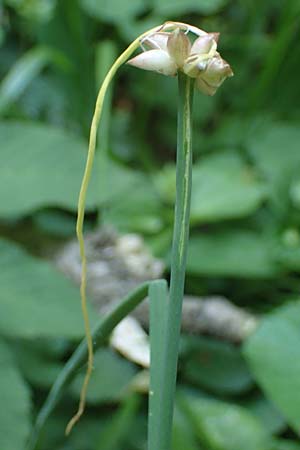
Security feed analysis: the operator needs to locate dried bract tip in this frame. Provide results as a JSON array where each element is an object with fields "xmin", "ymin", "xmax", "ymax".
[{"xmin": 210, "ymin": 32, "xmax": 220, "ymax": 43}]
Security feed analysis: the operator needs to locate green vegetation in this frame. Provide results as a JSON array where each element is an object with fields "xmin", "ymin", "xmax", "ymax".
[{"xmin": 1, "ymin": 1, "xmax": 300, "ymax": 449}]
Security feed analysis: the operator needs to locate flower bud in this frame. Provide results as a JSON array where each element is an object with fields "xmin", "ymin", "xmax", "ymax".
[
  {"xmin": 190, "ymin": 34, "xmax": 217, "ymax": 55},
  {"xmin": 196, "ymin": 78, "xmax": 218, "ymax": 96},
  {"xmin": 142, "ymin": 32, "xmax": 169, "ymax": 51},
  {"xmin": 127, "ymin": 21, "xmax": 233, "ymax": 94},
  {"xmin": 167, "ymin": 28, "xmax": 191, "ymax": 68},
  {"xmin": 183, "ymin": 35, "xmax": 218, "ymax": 78},
  {"xmin": 196, "ymin": 54, "xmax": 233, "ymax": 95},
  {"xmin": 201, "ymin": 55, "xmax": 233, "ymax": 86},
  {"xmin": 127, "ymin": 49, "xmax": 177, "ymax": 76}
]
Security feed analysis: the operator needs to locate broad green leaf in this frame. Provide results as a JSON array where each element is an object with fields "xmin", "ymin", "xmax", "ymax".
[
  {"xmin": 99, "ymin": 155, "xmax": 163, "ymax": 233},
  {"xmin": 155, "ymin": 152, "xmax": 266, "ymax": 224},
  {"xmin": 0, "ymin": 339, "xmax": 31, "ymax": 450},
  {"xmin": 103, "ymin": 189, "xmax": 163, "ymax": 233},
  {"xmin": 191, "ymin": 152, "xmax": 266, "ymax": 223},
  {"xmin": 79, "ymin": 0, "xmax": 146, "ymax": 23},
  {"xmin": 39, "ymin": 411, "xmax": 107, "ymax": 450},
  {"xmin": 268, "ymin": 228, "xmax": 300, "ymax": 272},
  {"xmin": 186, "ymin": 230, "xmax": 278, "ymax": 278},
  {"xmin": 172, "ymin": 405, "xmax": 200, "ymax": 450},
  {"xmin": 0, "ymin": 238, "xmax": 95, "ymax": 338},
  {"xmin": 94, "ymin": 394, "xmax": 140, "ymax": 450},
  {"xmin": 119, "ymin": 15, "xmax": 166, "ymax": 42},
  {"xmin": 180, "ymin": 394, "xmax": 270, "ymax": 450},
  {"xmin": 13, "ymin": 340, "xmax": 63, "ymax": 388},
  {"xmin": 271, "ymin": 440, "xmax": 300, "ymax": 450},
  {"xmin": 244, "ymin": 299, "xmax": 300, "ymax": 433},
  {"xmin": 0, "ymin": 122, "xmax": 99, "ymax": 217},
  {"xmin": 98, "ymin": 153, "xmax": 149, "ymax": 204},
  {"xmin": 181, "ymin": 336, "xmax": 253, "ymax": 395},
  {"xmin": 248, "ymin": 123, "xmax": 300, "ymax": 184},
  {"xmin": 203, "ymin": 116, "xmax": 253, "ymax": 150},
  {"xmin": 33, "ymin": 209, "xmax": 76, "ymax": 237},
  {"xmin": 239, "ymin": 393, "xmax": 285, "ymax": 435},
  {"xmin": 4, "ymin": 0, "xmax": 57, "ymax": 22},
  {"xmin": 70, "ymin": 349, "xmax": 136, "ymax": 404},
  {"xmin": 153, "ymin": 0, "xmax": 229, "ymax": 16},
  {"xmin": 247, "ymin": 122, "xmax": 300, "ymax": 213},
  {"xmin": 0, "ymin": 47, "xmax": 68, "ymax": 114}
]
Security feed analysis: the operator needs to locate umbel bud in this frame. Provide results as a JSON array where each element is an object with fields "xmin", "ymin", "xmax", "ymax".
[
  {"xmin": 127, "ymin": 23, "xmax": 233, "ymax": 96},
  {"xmin": 196, "ymin": 54, "xmax": 233, "ymax": 95}
]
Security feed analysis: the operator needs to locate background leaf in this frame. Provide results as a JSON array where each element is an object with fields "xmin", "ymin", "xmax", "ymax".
[
  {"xmin": 180, "ymin": 394, "xmax": 270, "ymax": 450},
  {"xmin": 0, "ymin": 122, "xmax": 99, "ymax": 217},
  {"xmin": 155, "ymin": 151, "xmax": 266, "ymax": 224},
  {"xmin": 70, "ymin": 349, "xmax": 137, "ymax": 404},
  {"xmin": 0, "ymin": 47, "xmax": 68, "ymax": 115},
  {"xmin": 152, "ymin": 0, "xmax": 229, "ymax": 16},
  {"xmin": 0, "ymin": 238, "xmax": 95, "ymax": 339},
  {"xmin": 244, "ymin": 299, "xmax": 300, "ymax": 433},
  {"xmin": 0, "ymin": 339, "xmax": 31, "ymax": 450},
  {"xmin": 79, "ymin": 0, "xmax": 147, "ymax": 23},
  {"xmin": 247, "ymin": 122, "xmax": 300, "ymax": 212},
  {"xmin": 181, "ymin": 336, "xmax": 253, "ymax": 395},
  {"xmin": 191, "ymin": 152, "xmax": 266, "ymax": 224},
  {"xmin": 186, "ymin": 230, "xmax": 279, "ymax": 278}
]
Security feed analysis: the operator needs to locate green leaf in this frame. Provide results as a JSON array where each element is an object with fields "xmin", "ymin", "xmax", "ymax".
[
  {"xmin": 247, "ymin": 122, "xmax": 300, "ymax": 213},
  {"xmin": 181, "ymin": 336, "xmax": 253, "ymax": 395},
  {"xmin": 152, "ymin": 0, "xmax": 229, "ymax": 16},
  {"xmin": 244, "ymin": 299, "xmax": 300, "ymax": 433},
  {"xmin": 239, "ymin": 393, "xmax": 285, "ymax": 435},
  {"xmin": 172, "ymin": 405, "xmax": 200, "ymax": 450},
  {"xmin": 0, "ymin": 122, "xmax": 99, "ymax": 217},
  {"xmin": 0, "ymin": 47, "xmax": 68, "ymax": 114},
  {"xmin": 0, "ymin": 238, "xmax": 95, "ymax": 339},
  {"xmin": 119, "ymin": 15, "xmax": 166, "ymax": 42},
  {"xmin": 271, "ymin": 440, "xmax": 300, "ymax": 450},
  {"xmin": 248, "ymin": 123, "xmax": 300, "ymax": 184},
  {"xmin": 190, "ymin": 152, "xmax": 266, "ymax": 224},
  {"xmin": 79, "ymin": 0, "xmax": 147, "ymax": 23},
  {"xmin": 70, "ymin": 349, "xmax": 136, "ymax": 404},
  {"xmin": 186, "ymin": 230, "xmax": 278, "ymax": 278},
  {"xmin": 94, "ymin": 394, "xmax": 140, "ymax": 450},
  {"xmin": 155, "ymin": 151, "xmax": 266, "ymax": 224},
  {"xmin": 180, "ymin": 394, "xmax": 270, "ymax": 450},
  {"xmin": 33, "ymin": 209, "xmax": 76, "ymax": 237},
  {"xmin": 0, "ymin": 339, "xmax": 31, "ymax": 450},
  {"xmin": 4, "ymin": 0, "xmax": 57, "ymax": 22},
  {"xmin": 99, "ymin": 156, "xmax": 163, "ymax": 233},
  {"xmin": 13, "ymin": 340, "xmax": 64, "ymax": 388}
]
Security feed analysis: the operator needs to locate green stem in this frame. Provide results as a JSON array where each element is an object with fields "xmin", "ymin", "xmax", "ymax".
[
  {"xmin": 148, "ymin": 280, "xmax": 168, "ymax": 449},
  {"xmin": 150, "ymin": 73, "xmax": 194, "ymax": 450},
  {"xmin": 26, "ymin": 282, "xmax": 150, "ymax": 450}
]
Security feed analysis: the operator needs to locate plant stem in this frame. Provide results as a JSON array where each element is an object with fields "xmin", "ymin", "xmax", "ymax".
[
  {"xmin": 150, "ymin": 72, "xmax": 194, "ymax": 450},
  {"xmin": 148, "ymin": 280, "xmax": 168, "ymax": 449}
]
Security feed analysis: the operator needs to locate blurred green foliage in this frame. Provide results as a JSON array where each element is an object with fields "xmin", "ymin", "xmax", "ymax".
[{"xmin": 1, "ymin": 0, "xmax": 300, "ymax": 448}]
